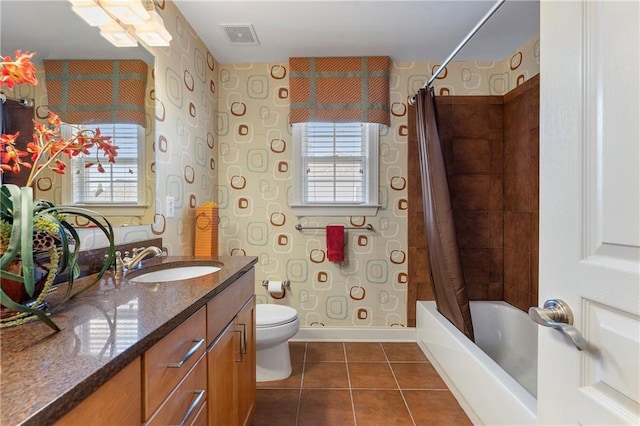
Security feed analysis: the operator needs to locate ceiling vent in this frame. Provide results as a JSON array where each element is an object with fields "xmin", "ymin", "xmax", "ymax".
[{"xmin": 220, "ymin": 24, "xmax": 260, "ymax": 45}]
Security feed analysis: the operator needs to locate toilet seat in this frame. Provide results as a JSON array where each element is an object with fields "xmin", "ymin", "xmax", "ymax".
[{"xmin": 256, "ymin": 304, "xmax": 297, "ymax": 328}]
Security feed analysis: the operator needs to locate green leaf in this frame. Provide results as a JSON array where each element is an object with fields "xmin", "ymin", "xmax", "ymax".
[
  {"xmin": 44, "ymin": 207, "xmax": 115, "ymax": 300},
  {"xmin": 0, "ymin": 269, "xmax": 25, "ymax": 282},
  {"xmin": 0, "ymin": 185, "xmax": 21, "ymax": 271},
  {"xmin": 0, "ymin": 288, "xmax": 61, "ymax": 332}
]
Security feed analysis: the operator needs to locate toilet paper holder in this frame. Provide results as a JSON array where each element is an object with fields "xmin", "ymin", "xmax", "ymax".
[{"xmin": 261, "ymin": 280, "xmax": 291, "ymax": 290}]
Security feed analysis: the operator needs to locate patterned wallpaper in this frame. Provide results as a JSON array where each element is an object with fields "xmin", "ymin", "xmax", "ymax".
[
  {"xmin": 217, "ymin": 35, "xmax": 540, "ymax": 327},
  {"xmin": 146, "ymin": 0, "xmax": 219, "ymax": 255},
  {"xmin": 217, "ymin": 62, "xmax": 408, "ymax": 327}
]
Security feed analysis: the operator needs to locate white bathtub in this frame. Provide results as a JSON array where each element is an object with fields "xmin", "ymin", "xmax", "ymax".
[{"xmin": 416, "ymin": 301, "xmax": 537, "ymax": 425}]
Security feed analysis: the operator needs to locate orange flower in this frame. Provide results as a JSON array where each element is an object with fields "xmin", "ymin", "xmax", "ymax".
[
  {"xmin": 26, "ymin": 141, "xmax": 41, "ymax": 162},
  {"xmin": 0, "ymin": 132, "xmax": 31, "ymax": 173},
  {"xmin": 0, "ymin": 131, "xmax": 19, "ymax": 147},
  {"xmin": 51, "ymin": 160, "xmax": 66, "ymax": 175},
  {"xmin": 1, "ymin": 51, "xmax": 38, "ymax": 88},
  {"xmin": 95, "ymin": 129, "xmax": 119, "ymax": 164}
]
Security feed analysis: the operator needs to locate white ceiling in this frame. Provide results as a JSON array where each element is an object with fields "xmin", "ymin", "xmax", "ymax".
[
  {"xmin": 0, "ymin": 0, "xmax": 539, "ymax": 65},
  {"xmin": 174, "ymin": 0, "xmax": 540, "ymax": 63}
]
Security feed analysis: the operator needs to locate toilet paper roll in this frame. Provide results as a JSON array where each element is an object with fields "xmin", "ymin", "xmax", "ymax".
[{"xmin": 268, "ymin": 280, "xmax": 285, "ymax": 296}]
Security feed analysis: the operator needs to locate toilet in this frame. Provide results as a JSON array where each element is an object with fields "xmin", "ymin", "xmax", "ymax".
[{"xmin": 255, "ymin": 304, "xmax": 300, "ymax": 382}]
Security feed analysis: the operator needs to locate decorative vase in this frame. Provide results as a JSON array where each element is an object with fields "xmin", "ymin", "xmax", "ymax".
[{"xmin": 0, "ymin": 249, "xmax": 59, "ymax": 322}]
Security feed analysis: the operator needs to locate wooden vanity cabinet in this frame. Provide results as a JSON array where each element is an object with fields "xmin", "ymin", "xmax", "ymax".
[
  {"xmin": 206, "ymin": 269, "xmax": 256, "ymax": 425},
  {"xmin": 55, "ymin": 266, "xmax": 256, "ymax": 425},
  {"xmin": 55, "ymin": 358, "xmax": 142, "ymax": 426}
]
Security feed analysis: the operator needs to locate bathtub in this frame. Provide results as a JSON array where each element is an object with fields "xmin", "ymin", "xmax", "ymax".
[{"xmin": 416, "ymin": 301, "xmax": 537, "ymax": 425}]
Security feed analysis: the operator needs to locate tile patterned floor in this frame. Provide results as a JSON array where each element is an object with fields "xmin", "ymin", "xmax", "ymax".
[{"xmin": 251, "ymin": 342, "xmax": 472, "ymax": 426}]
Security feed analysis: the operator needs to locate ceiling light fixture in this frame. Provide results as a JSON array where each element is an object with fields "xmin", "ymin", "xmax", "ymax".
[
  {"xmin": 69, "ymin": 0, "xmax": 172, "ymax": 47},
  {"xmin": 100, "ymin": 0, "xmax": 150, "ymax": 25},
  {"xmin": 70, "ymin": 1, "xmax": 114, "ymax": 26},
  {"xmin": 133, "ymin": 9, "xmax": 173, "ymax": 47},
  {"xmin": 99, "ymin": 21, "xmax": 139, "ymax": 47}
]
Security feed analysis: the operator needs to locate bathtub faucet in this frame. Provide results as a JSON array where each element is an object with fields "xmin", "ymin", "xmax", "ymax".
[{"xmin": 114, "ymin": 246, "xmax": 164, "ymax": 278}]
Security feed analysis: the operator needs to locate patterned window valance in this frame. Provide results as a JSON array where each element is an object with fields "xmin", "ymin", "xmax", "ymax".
[
  {"xmin": 43, "ymin": 60, "xmax": 148, "ymax": 127},
  {"xmin": 289, "ymin": 56, "xmax": 390, "ymax": 126}
]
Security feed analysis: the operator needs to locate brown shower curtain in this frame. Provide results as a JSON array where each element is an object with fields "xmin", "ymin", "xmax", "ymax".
[{"xmin": 415, "ymin": 87, "xmax": 474, "ymax": 341}]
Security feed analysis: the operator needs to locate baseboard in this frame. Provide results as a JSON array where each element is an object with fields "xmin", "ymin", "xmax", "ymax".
[{"xmin": 290, "ymin": 326, "xmax": 416, "ymax": 342}]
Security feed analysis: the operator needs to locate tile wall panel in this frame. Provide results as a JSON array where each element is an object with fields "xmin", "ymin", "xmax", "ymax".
[{"xmin": 503, "ymin": 75, "xmax": 540, "ymax": 310}]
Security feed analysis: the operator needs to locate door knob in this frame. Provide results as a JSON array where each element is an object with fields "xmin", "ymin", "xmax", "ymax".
[{"xmin": 529, "ymin": 299, "xmax": 587, "ymax": 351}]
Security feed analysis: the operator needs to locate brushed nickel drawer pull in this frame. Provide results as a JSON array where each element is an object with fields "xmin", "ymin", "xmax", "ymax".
[
  {"xmin": 178, "ymin": 389, "xmax": 205, "ymax": 426},
  {"xmin": 168, "ymin": 338, "xmax": 205, "ymax": 368},
  {"xmin": 238, "ymin": 322, "xmax": 247, "ymax": 355},
  {"xmin": 233, "ymin": 329, "xmax": 243, "ymax": 363}
]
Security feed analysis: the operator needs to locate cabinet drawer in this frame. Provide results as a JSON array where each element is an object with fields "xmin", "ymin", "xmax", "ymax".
[
  {"xmin": 207, "ymin": 269, "xmax": 254, "ymax": 345},
  {"xmin": 143, "ymin": 307, "xmax": 206, "ymax": 418},
  {"xmin": 146, "ymin": 353, "xmax": 207, "ymax": 426},
  {"xmin": 191, "ymin": 401, "xmax": 208, "ymax": 426}
]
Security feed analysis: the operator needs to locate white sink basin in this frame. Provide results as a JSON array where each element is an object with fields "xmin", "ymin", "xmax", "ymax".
[{"xmin": 129, "ymin": 266, "xmax": 221, "ymax": 283}]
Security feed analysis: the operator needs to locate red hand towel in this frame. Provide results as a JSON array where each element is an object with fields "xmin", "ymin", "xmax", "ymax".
[{"xmin": 326, "ymin": 225, "xmax": 345, "ymax": 262}]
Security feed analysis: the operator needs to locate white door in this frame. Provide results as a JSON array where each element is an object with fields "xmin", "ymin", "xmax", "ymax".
[{"xmin": 538, "ymin": 0, "xmax": 640, "ymax": 424}]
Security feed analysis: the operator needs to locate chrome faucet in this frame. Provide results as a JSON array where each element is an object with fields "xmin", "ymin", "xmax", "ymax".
[{"xmin": 114, "ymin": 246, "xmax": 164, "ymax": 278}]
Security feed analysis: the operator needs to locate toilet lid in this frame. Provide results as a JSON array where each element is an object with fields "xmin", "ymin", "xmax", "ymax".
[{"xmin": 256, "ymin": 304, "xmax": 298, "ymax": 327}]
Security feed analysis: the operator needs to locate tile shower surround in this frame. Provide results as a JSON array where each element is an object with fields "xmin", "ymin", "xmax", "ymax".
[{"xmin": 407, "ymin": 75, "xmax": 540, "ymax": 324}]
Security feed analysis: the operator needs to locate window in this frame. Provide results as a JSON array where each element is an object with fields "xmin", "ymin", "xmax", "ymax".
[
  {"xmin": 291, "ymin": 122, "xmax": 379, "ymax": 216},
  {"xmin": 62, "ymin": 123, "xmax": 147, "ymax": 215}
]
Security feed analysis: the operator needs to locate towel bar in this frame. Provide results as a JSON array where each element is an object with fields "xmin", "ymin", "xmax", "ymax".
[{"xmin": 295, "ymin": 224, "xmax": 374, "ymax": 231}]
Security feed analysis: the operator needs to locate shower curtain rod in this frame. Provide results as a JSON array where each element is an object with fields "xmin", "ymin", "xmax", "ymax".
[{"xmin": 408, "ymin": 0, "xmax": 506, "ymax": 106}]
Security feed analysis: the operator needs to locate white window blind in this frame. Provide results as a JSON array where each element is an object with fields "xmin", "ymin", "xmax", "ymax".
[
  {"xmin": 292, "ymin": 122, "xmax": 379, "ymax": 216},
  {"xmin": 303, "ymin": 122, "xmax": 367, "ymax": 204},
  {"xmin": 62, "ymin": 123, "xmax": 143, "ymax": 205}
]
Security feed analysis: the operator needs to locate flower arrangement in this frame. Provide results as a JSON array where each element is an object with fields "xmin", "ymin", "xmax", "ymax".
[{"xmin": 1, "ymin": 51, "xmax": 118, "ymax": 331}]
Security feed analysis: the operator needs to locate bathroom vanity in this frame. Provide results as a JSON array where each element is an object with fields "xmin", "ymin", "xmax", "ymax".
[{"xmin": 0, "ymin": 255, "xmax": 258, "ymax": 425}]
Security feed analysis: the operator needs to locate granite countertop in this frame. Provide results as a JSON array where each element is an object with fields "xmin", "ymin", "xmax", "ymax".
[{"xmin": 0, "ymin": 255, "xmax": 258, "ymax": 426}]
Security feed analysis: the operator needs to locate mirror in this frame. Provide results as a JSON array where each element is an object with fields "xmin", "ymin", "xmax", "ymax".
[{"xmin": 0, "ymin": 0, "xmax": 156, "ymax": 226}]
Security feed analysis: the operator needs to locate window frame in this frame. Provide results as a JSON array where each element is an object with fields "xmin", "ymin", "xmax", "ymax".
[
  {"xmin": 61, "ymin": 123, "xmax": 147, "ymax": 217},
  {"xmin": 291, "ymin": 122, "xmax": 380, "ymax": 217}
]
